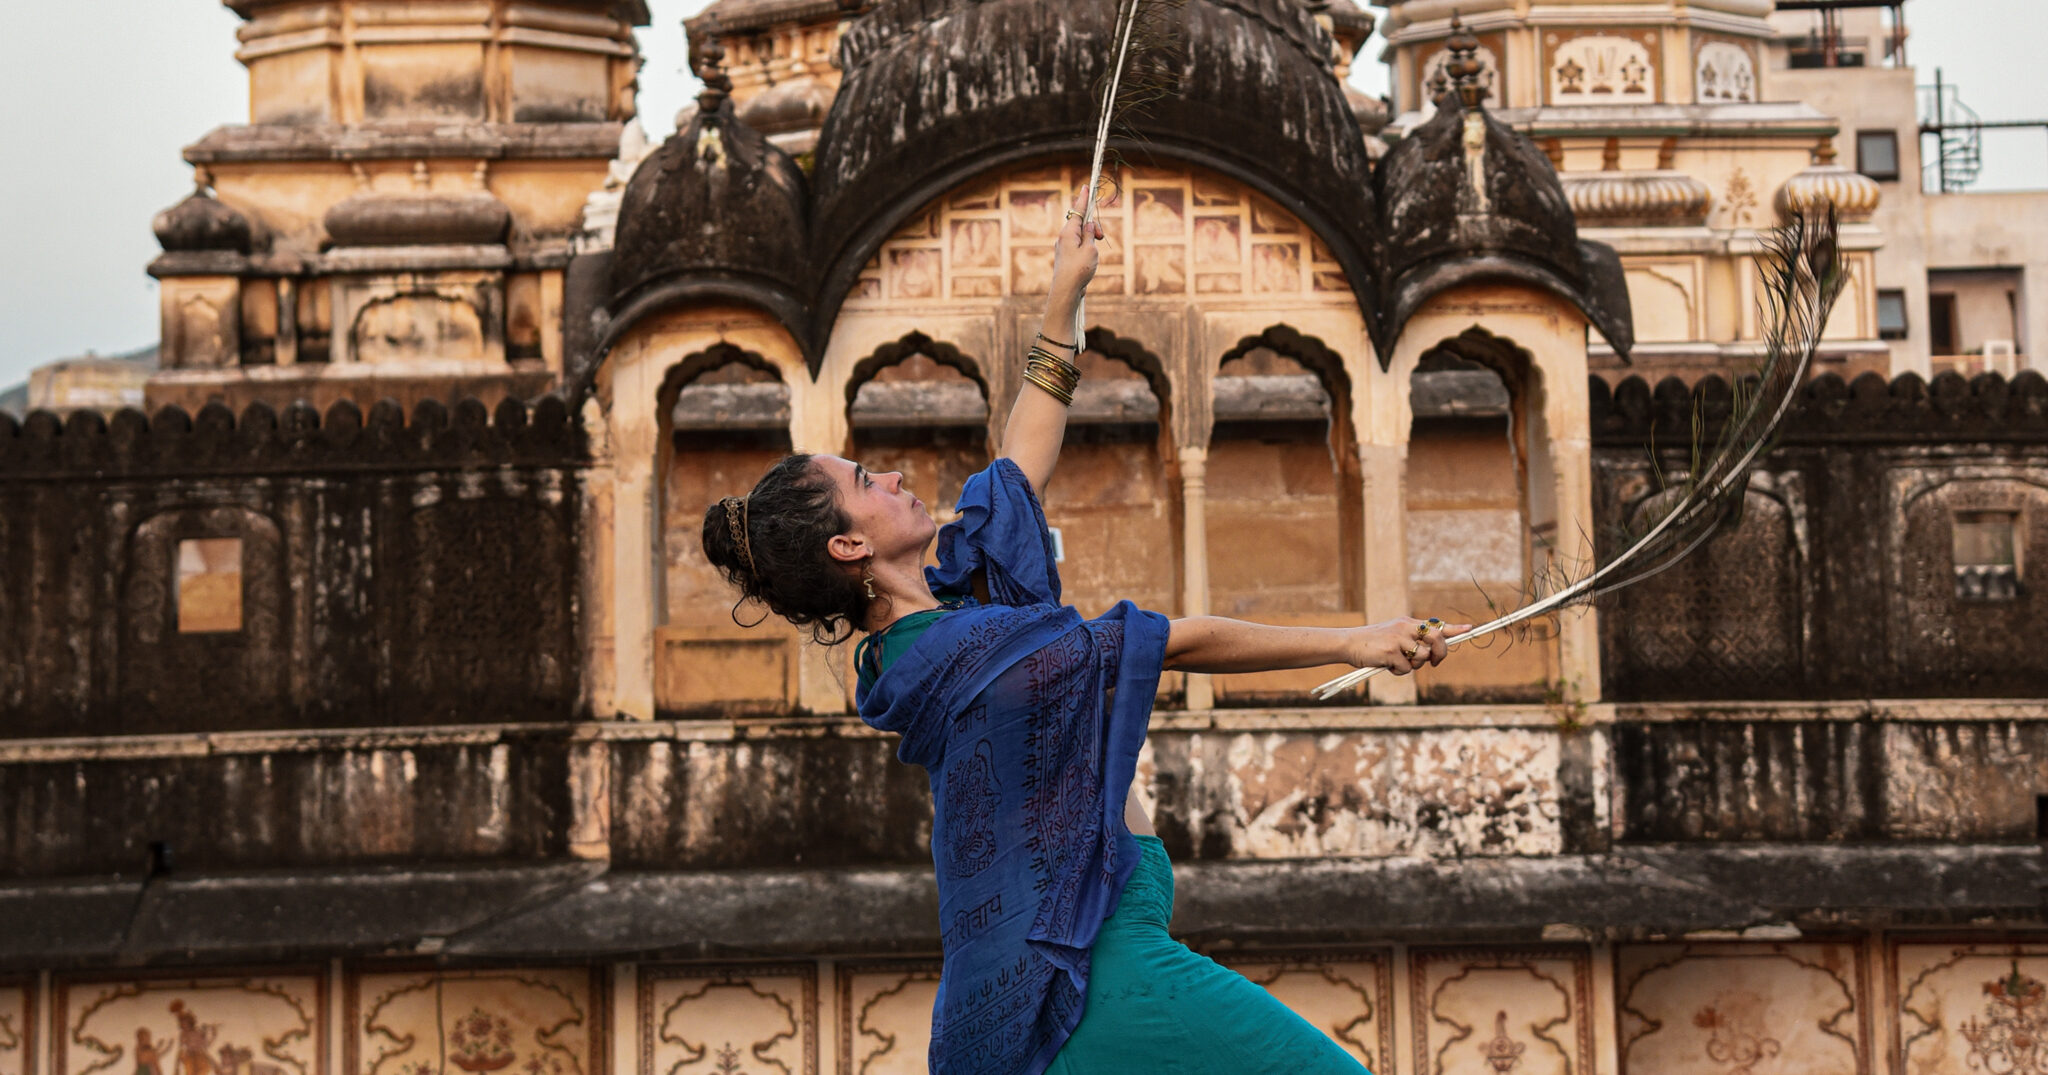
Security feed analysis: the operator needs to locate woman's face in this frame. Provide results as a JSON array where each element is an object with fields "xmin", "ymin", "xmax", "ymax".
[{"xmin": 814, "ymin": 455, "xmax": 936, "ymax": 563}]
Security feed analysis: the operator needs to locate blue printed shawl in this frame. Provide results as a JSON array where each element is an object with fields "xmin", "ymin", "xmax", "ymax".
[{"xmin": 857, "ymin": 458, "xmax": 1171, "ymax": 1075}]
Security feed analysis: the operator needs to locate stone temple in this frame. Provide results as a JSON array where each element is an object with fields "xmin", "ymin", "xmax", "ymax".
[{"xmin": 2, "ymin": 0, "xmax": 2046, "ymax": 1072}]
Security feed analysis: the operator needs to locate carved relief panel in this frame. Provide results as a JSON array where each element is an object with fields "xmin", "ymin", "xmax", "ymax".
[
  {"xmin": 349, "ymin": 968, "xmax": 599, "ymax": 1075},
  {"xmin": 0, "ymin": 982, "xmax": 31, "ymax": 1075},
  {"xmin": 56, "ymin": 973, "xmax": 325, "ymax": 1075},
  {"xmin": 1411, "ymin": 947, "xmax": 1594, "ymax": 1075},
  {"xmin": 1895, "ymin": 942, "xmax": 2048, "ymax": 1075},
  {"xmin": 1544, "ymin": 30, "xmax": 1661, "ymax": 105},
  {"xmin": 161, "ymin": 278, "xmax": 242, "ymax": 370},
  {"xmin": 1618, "ymin": 943, "xmax": 1868, "ymax": 1075},
  {"xmin": 640, "ymin": 965, "xmax": 816, "ymax": 1075},
  {"xmin": 834, "ymin": 962, "xmax": 939, "ymax": 1075},
  {"xmin": 1693, "ymin": 37, "xmax": 1760, "ymax": 104},
  {"xmin": 845, "ymin": 162, "xmax": 1353, "ymax": 309},
  {"xmin": 1223, "ymin": 951, "xmax": 1393, "ymax": 1073},
  {"xmin": 331, "ymin": 273, "xmax": 505, "ymax": 367}
]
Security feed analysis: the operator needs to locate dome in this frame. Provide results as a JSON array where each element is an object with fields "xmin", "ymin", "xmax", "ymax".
[
  {"xmin": 1373, "ymin": 86, "xmax": 1634, "ymax": 358},
  {"xmin": 608, "ymin": 84, "xmax": 810, "ymax": 341},
  {"xmin": 153, "ymin": 184, "xmax": 253, "ymax": 254},
  {"xmin": 324, "ymin": 189, "xmax": 511, "ymax": 247},
  {"xmin": 1563, "ymin": 171, "xmax": 1714, "ymax": 228},
  {"xmin": 1778, "ymin": 161, "xmax": 1881, "ymax": 223},
  {"xmin": 807, "ymin": 0, "xmax": 1381, "ymax": 338}
]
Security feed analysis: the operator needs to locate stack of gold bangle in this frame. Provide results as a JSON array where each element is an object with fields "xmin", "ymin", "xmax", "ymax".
[{"xmin": 1022, "ymin": 344, "xmax": 1081, "ymax": 406}]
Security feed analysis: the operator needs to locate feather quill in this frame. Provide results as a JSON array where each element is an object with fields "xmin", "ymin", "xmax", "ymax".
[
  {"xmin": 1074, "ymin": 0, "xmax": 1188, "ymax": 343},
  {"xmin": 1313, "ymin": 209, "xmax": 1850, "ymax": 700}
]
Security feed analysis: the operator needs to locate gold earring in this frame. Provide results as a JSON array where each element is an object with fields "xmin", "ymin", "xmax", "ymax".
[{"xmin": 862, "ymin": 563, "xmax": 877, "ymax": 600}]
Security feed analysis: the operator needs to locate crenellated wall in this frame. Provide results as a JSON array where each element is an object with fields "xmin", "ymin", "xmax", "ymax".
[{"xmin": 0, "ymin": 397, "xmax": 588, "ymax": 738}]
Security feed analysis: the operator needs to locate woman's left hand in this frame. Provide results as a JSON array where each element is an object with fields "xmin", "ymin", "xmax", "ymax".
[
  {"xmin": 1341, "ymin": 618, "xmax": 1472, "ymax": 676},
  {"xmin": 1048, "ymin": 189, "xmax": 1105, "ymax": 301}
]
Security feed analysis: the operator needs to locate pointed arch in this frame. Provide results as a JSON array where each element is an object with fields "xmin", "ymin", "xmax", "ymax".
[{"xmin": 843, "ymin": 332, "xmax": 989, "ymax": 410}]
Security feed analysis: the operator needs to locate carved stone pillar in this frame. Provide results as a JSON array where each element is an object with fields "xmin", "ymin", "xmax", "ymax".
[
  {"xmin": 1357, "ymin": 441, "xmax": 1416, "ymax": 705},
  {"xmin": 606, "ymin": 359, "xmax": 663, "ymax": 722},
  {"xmin": 1177, "ymin": 445, "xmax": 1214, "ymax": 711}
]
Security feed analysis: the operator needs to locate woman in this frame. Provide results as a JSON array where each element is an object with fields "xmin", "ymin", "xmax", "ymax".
[{"xmin": 702, "ymin": 195, "xmax": 1468, "ymax": 1075}]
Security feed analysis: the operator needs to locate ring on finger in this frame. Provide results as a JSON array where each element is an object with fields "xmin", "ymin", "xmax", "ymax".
[{"xmin": 1064, "ymin": 209, "xmax": 1082, "ymax": 220}]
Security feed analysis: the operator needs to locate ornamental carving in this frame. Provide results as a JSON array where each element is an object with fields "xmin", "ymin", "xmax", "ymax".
[
  {"xmin": 1546, "ymin": 31, "xmax": 1658, "ymax": 105},
  {"xmin": 849, "ymin": 162, "xmax": 1353, "ymax": 306},
  {"xmin": 1695, "ymin": 42, "xmax": 1757, "ymax": 104}
]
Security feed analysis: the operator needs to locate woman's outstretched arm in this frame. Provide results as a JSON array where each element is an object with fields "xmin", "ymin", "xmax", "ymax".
[
  {"xmin": 1004, "ymin": 199, "xmax": 1101, "ymax": 496},
  {"xmin": 1163, "ymin": 615, "xmax": 1474, "ymax": 677}
]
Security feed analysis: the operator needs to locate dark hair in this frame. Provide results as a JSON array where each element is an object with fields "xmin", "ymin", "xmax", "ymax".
[{"xmin": 701, "ymin": 453, "xmax": 873, "ymax": 643}]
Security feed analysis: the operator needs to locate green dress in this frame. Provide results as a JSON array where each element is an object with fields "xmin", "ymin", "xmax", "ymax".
[{"xmin": 860, "ymin": 615, "xmax": 1374, "ymax": 1075}]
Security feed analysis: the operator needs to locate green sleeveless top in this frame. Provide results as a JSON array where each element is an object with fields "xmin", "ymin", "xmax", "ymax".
[{"xmin": 854, "ymin": 602, "xmax": 963, "ymax": 693}]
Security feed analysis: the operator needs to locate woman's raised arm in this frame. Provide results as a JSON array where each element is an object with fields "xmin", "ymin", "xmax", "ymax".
[{"xmin": 1003, "ymin": 197, "xmax": 1102, "ymax": 496}]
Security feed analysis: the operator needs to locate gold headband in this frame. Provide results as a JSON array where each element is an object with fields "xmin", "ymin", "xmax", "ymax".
[{"xmin": 721, "ymin": 495, "xmax": 757, "ymax": 575}]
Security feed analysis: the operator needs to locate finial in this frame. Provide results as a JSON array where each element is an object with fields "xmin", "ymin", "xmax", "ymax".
[
  {"xmin": 1814, "ymin": 135, "xmax": 1839, "ymax": 166},
  {"xmin": 1444, "ymin": 12, "xmax": 1487, "ymax": 108},
  {"xmin": 193, "ymin": 166, "xmax": 215, "ymax": 194},
  {"xmin": 689, "ymin": 16, "xmax": 732, "ymax": 115}
]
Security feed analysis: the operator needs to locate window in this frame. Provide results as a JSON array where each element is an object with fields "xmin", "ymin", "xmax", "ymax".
[
  {"xmin": 177, "ymin": 537, "xmax": 243, "ymax": 632},
  {"xmin": 1877, "ymin": 289, "xmax": 1910, "ymax": 340},
  {"xmin": 1857, "ymin": 130, "xmax": 1900, "ymax": 181},
  {"xmin": 1930, "ymin": 293, "xmax": 1960, "ymax": 356},
  {"xmin": 1953, "ymin": 511, "xmax": 2021, "ymax": 601}
]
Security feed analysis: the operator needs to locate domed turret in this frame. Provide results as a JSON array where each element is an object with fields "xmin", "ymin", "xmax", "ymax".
[
  {"xmin": 807, "ymin": 0, "xmax": 1382, "ymax": 340},
  {"xmin": 607, "ymin": 29, "xmax": 810, "ymax": 343},
  {"xmin": 153, "ymin": 182, "xmax": 254, "ymax": 254},
  {"xmin": 1563, "ymin": 171, "xmax": 1714, "ymax": 229},
  {"xmin": 1777, "ymin": 141, "xmax": 1881, "ymax": 224},
  {"xmin": 1370, "ymin": 18, "xmax": 1633, "ymax": 358}
]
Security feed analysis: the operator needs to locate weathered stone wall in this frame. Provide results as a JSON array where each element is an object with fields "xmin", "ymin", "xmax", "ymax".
[
  {"xmin": 0, "ymin": 397, "xmax": 586, "ymax": 738},
  {"xmin": 1594, "ymin": 370, "xmax": 2048, "ymax": 701}
]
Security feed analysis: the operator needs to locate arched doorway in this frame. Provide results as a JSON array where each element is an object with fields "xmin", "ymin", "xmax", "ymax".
[
  {"xmin": 1406, "ymin": 328, "xmax": 1557, "ymax": 702},
  {"xmin": 843, "ymin": 332, "xmax": 991, "ymax": 537},
  {"xmin": 1206, "ymin": 327, "xmax": 1362, "ymax": 704},
  {"xmin": 1039, "ymin": 329, "xmax": 1176, "ymax": 618},
  {"xmin": 655, "ymin": 343, "xmax": 798, "ymax": 714}
]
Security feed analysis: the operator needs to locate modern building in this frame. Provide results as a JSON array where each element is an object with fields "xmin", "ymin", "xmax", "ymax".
[{"xmin": 0, "ymin": 1, "xmax": 2043, "ymax": 1074}]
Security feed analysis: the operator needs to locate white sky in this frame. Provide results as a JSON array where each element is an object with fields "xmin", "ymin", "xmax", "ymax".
[{"xmin": 1, "ymin": 0, "xmax": 2042, "ymax": 389}]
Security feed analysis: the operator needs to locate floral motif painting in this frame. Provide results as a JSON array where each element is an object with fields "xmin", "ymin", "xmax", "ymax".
[
  {"xmin": 1412, "ymin": 948, "xmax": 1593, "ymax": 1075},
  {"xmin": 1897, "ymin": 944, "xmax": 2048, "ymax": 1075},
  {"xmin": 1616, "ymin": 944, "xmax": 1864, "ymax": 1075},
  {"xmin": 350, "ymin": 969, "xmax": 596, "ymax": 1075},
  {"xmin": 58, "ymin": 975, "xmax": 322, "ymax": 1075},
  {"xmin": 641, "ymin": 965, "xmax": 815, "ymax": 1075}
]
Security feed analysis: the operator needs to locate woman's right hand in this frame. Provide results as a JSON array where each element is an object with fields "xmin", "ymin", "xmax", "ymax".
[
  {"xmin": 1048, "ymin": 189, "xmax": 1105, "ymax": 302},
  {"xmin": 1343, "ymin": 618, "xmax": 1472, "ymax": 676}
]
